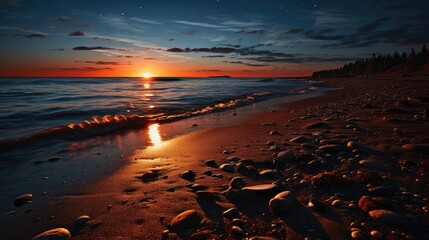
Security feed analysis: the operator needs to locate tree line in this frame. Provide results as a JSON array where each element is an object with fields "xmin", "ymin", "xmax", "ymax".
[{"xmin": 312, "ymin": 44, "xmax": 428, "ymax": 77}]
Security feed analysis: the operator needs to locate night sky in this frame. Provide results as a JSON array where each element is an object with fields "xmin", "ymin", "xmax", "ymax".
[{"xmin": 1, "ymin": 0, "xmax": 428, "ymax": 77}]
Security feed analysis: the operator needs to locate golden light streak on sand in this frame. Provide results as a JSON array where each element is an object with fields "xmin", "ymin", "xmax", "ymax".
[{"xmin": 148, "ymin": 123, "xmax": 162, "ymax": 147}]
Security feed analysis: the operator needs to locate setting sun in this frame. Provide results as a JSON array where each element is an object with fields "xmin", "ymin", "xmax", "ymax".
[{"xmin": 142, "ymin": 72, "xmax": 152, "ymax": 79}]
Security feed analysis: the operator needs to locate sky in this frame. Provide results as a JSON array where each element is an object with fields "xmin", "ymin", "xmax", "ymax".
[{"xmin": 0, "ymin": 0, "xmax": 428, "ymax": 77}]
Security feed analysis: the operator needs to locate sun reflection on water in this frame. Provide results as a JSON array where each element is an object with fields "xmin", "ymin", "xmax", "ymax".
[{"xmin": 148, "ymin": 123, "xmax": 162, "ymax": 147}]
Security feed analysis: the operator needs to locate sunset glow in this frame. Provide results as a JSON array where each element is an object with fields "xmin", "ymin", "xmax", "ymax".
[
  {"xmin": 1, "ymin": 1, "xmax": 424, "ymax": 78},
  {"xmin": 142, "ymin": 72, "xmax": 152, "ymax": 79}
]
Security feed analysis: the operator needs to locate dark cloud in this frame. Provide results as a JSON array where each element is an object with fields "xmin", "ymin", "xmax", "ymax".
[
  {"xmin": 167, "ymin": 45, "xmax": 294, "ymax": 58},
  {"xmin": 168, "ymin": 38, "xmax": 175, "ymax": 41},
  {"xmin": 68, "ymin": 31, "xmax": 85, "ymax": 36},
  {"xmin": 41, "ymin": 67, "xmax": 114, "ymax": 71},
  {"xmin": 302, "ymin": 30, "xmax": 346, "ymax": 41},
  {"xmin": 357, "ymin": 17, "xmax": 389, "ymax": 33},
  {"xmin": 0, "ymin": 0, "xmax": 18, "ymax": 5},
  {"xmin": 92, "ymin": 37, "xmax": 112, "ymax": 41},
  {"xmin": 223, "ymin": 61, "xmax": 268, "ymax": 67},
  {"xmin": 202, "ymin": 55, "xmax": 225, "ymax": 58},
  {"xmin": 143, "ymin": 57, "xmax": 159, "ymax": 60},
  {"xmin": 243, "ymin": 56, "xmax": 359, "ymax": 64},
  {"xmin": 197, "ymin": 69, "xmax": 221, "ymax": 72},
  {"xmin": 25, "ymin": 33, "xmax": 45, "ymax": 38},
  {"xmin": 49, "ymin": 48, "xmax": 65, "ymax": 51},
  {"xmin": 117, "ymin": 55, "xmax": 134, "ymax": 58},
  {"xmin": 73, "ymin": 46, "xmax": 115, "ymax": 50},
  {"xmin": 184, "ymin": 29, "xmax": 196, "ymax": 35},
  {"xmin": 79, "ymin": 61, "xmax": 120, "ymax": 65},
  {"xmin": 166, "ymin": 47, "xmax": 237, "ymax": 54},
  {"xmin": 236, "ymin": 29, "xmax": 265, "ymax": 34},
  {"xmin": 382, "ymin": 2, "xmax": 414, "ymax": 11},
  {"xmin": 50, "ymin": 17, "xmax": 67, "ymax": 23},
  {"xmin": 220, "ymin": 44, "xmax": 241, "ymax": 48},
  {"xmin": 287, "ymin": 28, "xmax": 305, "ymax": 34}
]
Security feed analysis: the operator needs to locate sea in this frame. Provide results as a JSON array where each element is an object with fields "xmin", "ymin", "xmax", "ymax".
[{"xmin": 0, "ymin": 77, "xmax": 316, "ymax": 146}]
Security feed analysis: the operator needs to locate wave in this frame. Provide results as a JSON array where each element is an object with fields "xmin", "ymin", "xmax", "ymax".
[{"xmin": 0, "ymin": 86, "xmax": 320, "ymax": 152}]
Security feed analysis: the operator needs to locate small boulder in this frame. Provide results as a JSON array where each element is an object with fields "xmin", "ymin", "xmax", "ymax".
[
  {"xmin": 220, "ymin": 163, "xmax": 235, "ymax": 173},
  {"xmin": 269, "ymin": 191, "xmax": 297, "ymax": 213},
  {"xmin": 14, "ymin": 194, "xmax": 32, "ymax": 207},
  {"xmin": 32, "ymin": 228, "xmax": 71, "ymax": 240},
  {"xmin": 74, "ymin": 215, "xmax": 90, "ymax": 226},
  {"xmin": 169, "ymin": 210, "xmax": 202, "ymax": 231},
  {"xmin": 204, "ymin": 159, "xmax": 218, "ymax": 168},
  {"xmin": 180, "ymin": 170, "xmax": 196, "ymax": 181},
  {"xmin": 368, "ymin": 209, "xmax": 416, "ymax": 224}
]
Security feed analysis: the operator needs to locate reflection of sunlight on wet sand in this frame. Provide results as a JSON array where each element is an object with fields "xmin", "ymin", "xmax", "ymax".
[{"xmin": 148, "ymin": 123, "xmax": 162, "ymax": 147}]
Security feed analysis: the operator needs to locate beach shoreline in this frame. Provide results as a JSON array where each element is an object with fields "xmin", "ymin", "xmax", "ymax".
[{"xmin": 1, "ymin": 76, "xmax": 429, "ymax": 240}]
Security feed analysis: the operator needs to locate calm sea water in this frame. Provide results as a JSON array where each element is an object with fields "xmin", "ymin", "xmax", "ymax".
[{"xmin": 0, "ymin": 77, "xmax": 312, "ymax": 144}]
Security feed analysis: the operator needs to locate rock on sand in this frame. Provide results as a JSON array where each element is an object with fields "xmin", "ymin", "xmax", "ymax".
[
  {"xmin": 32, "ymin": 228, "xmax": 71, "ymax": 240},
  {"xmin": 14, "ymin": 194, "xmax": 32, "ymax": 207},
  {"xmin": 169, "ymin": 210, "xmax": 202, "ymax": 231}
]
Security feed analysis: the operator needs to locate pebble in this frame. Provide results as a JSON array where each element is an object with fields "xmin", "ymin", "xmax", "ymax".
[
  {"xmin": 220, "ymin": 163, "xmax": 235, "ymax": 173},
  {"xmin": 227, "ymin": 156, "xmax": 240, "ymax": 162},
  {"xmin": 32, "ymin": 228, "xmax": 71, "ymax": 240},
  {"xmin": 180, "ymin": 170, "xmax": 196, "ymax": 181},
  {"xmin": 259, "ymin": 169, "xmax": 277, "ymax": 179},
  {"xmin": 229, "ymin": 177, "xmax": 245, "ymax": 189},
  {"xmin": 74, "ymin": 215, "xmax": 90, "ymax": 226},
  {"xmin": 402, "ymin": 144, "xmax": 429, "ymax": 153},
  {"xmin": 242, "ymin": 184, "xmax": 278, "ymax": 195},
  {"xmin": 204, "ymin": 159, "xmax": 218, "ymax": 168},
  {"xmin": 270, "ymin": 130, "xmax": 281, "ymax": 135},
  {"xmin": 231, "ymin": 225, "xmax": 245, "ymax": 237},
  {"xmin": 14, "ymin": 194, "xmax": 32, "ymax": 207},
  {"xmin": 169, "ymin": 210, "xmax": 202, "ymax": 231},
  {"xmin": 370, "ymin": 230, "xmax": 383, "ymax": 239},
  {"xmin": 139, "ymin": 171, "xmax": 158, "ymax": 182},
  {"xmin": 359, "ymin": 160, "xmax": 389, "ymax": 171},
  {"xmin": 351, "ymin": 230, "xmax": 366, "ymax": 239},
  {"xmin": 289, "ymin": 136, "xmax": 311, "ymax": 143},
  {"xmin": 368, "ymin": 209, "xmax": 416, "ymax": 224},
  {"xmin": 223, "ymin": 208, "xmax": 240, "ymax": 220},
  {"xmin": 304, "ymin": 122, "xmax": 332, "ymax": 129},
  {"xmin": 269, "ymin": 191, "xmax": 297, "ymax": 213},
  {"xmin": 318, "ymin": 144, "xmax": 349, "ymax": 153}
]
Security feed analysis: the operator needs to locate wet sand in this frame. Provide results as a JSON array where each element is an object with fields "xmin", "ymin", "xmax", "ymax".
[{"xmin": 2, "ymin": 76, "xmax": 429, "ymax": 240}]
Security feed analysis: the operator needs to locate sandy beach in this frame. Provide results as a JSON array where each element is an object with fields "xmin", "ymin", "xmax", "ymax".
[{"xmin": 2, "ymin": 76, "xmax": 429, "ymax": 240}]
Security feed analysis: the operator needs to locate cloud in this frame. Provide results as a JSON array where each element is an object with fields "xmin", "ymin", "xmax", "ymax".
[
  {"xmin": 51, "ymin": 17, "xmax": 67, "ymax": 23},
  {"xmin": 382, "ymin": 2, "xmax": 414, "ymax": 11},
  {"xmin": 236, "ymin": 29, "xmax": 265, "ymax": 34},
  {"xmin": 202, "ymin": 55, "xmax": 225, "ymax": 58},
  {"xmin": 357, "ymin": 17, "xmax": 389, "ymax": 33},
  {"xmin": 0, "ymin": 0, "xmax": 18, "ymax": 5},
  {"xmin": 68, "ymin": 31, "xmax": 85, "ymax": 36},
  {"xmin": 168, "ymin": 38, "xmax": 175, "ymax": 41},
  {"xmin": 173, "ymin": 20, "xmax": 223, "ymax": 29},
  {"xmin": 130, "ymin": 17, "xmax": 161, "ymax": 25},
  {"xmin": 287, "ymin": 28, "xmax": 305, "ymax": 34},
  {"xmin": 78, "ymin": 61, "xmax": 120, "ymax": 65},
  {"xmin": 243, "ymin": 56, "xmax": 358, "ymax": 63},
  {"xmin": 117, "ymin": 55, "xmax": 133, "ymax": 58},
  {"xmin": 197, "ymin": 69, "xmax": 221, "ymax": 72},
  {"xmin": 302, "ymin": 29, "xmax": 346, "ymax": 41},
  {"xmin": 25, "ymin": 33, "xmax": 45, "ymax": 38},
  {"xmin": 223, "ymin": 61, "xmax": 268, "ymax": 67},
  {"xmin": 166, "ymin": 47, "xmax": 237, "ymax": 54},
  {"xmin": 183, "ymin": 29, "xmax": 197, "ymax": 35},
  {"xmin": 73, "ymin": 46, "xmax": 115, "ymax": 50},
  {"xmin": 41, "ymin": 67, "xmax": 114, "ymax": 71},
  {"xmin": 49, "ymin": 48, "xmax": 65, "ymax": 51},
  {"xmin": 143, "ymin": 57, "xmax": 159, "ymax": 60}
]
